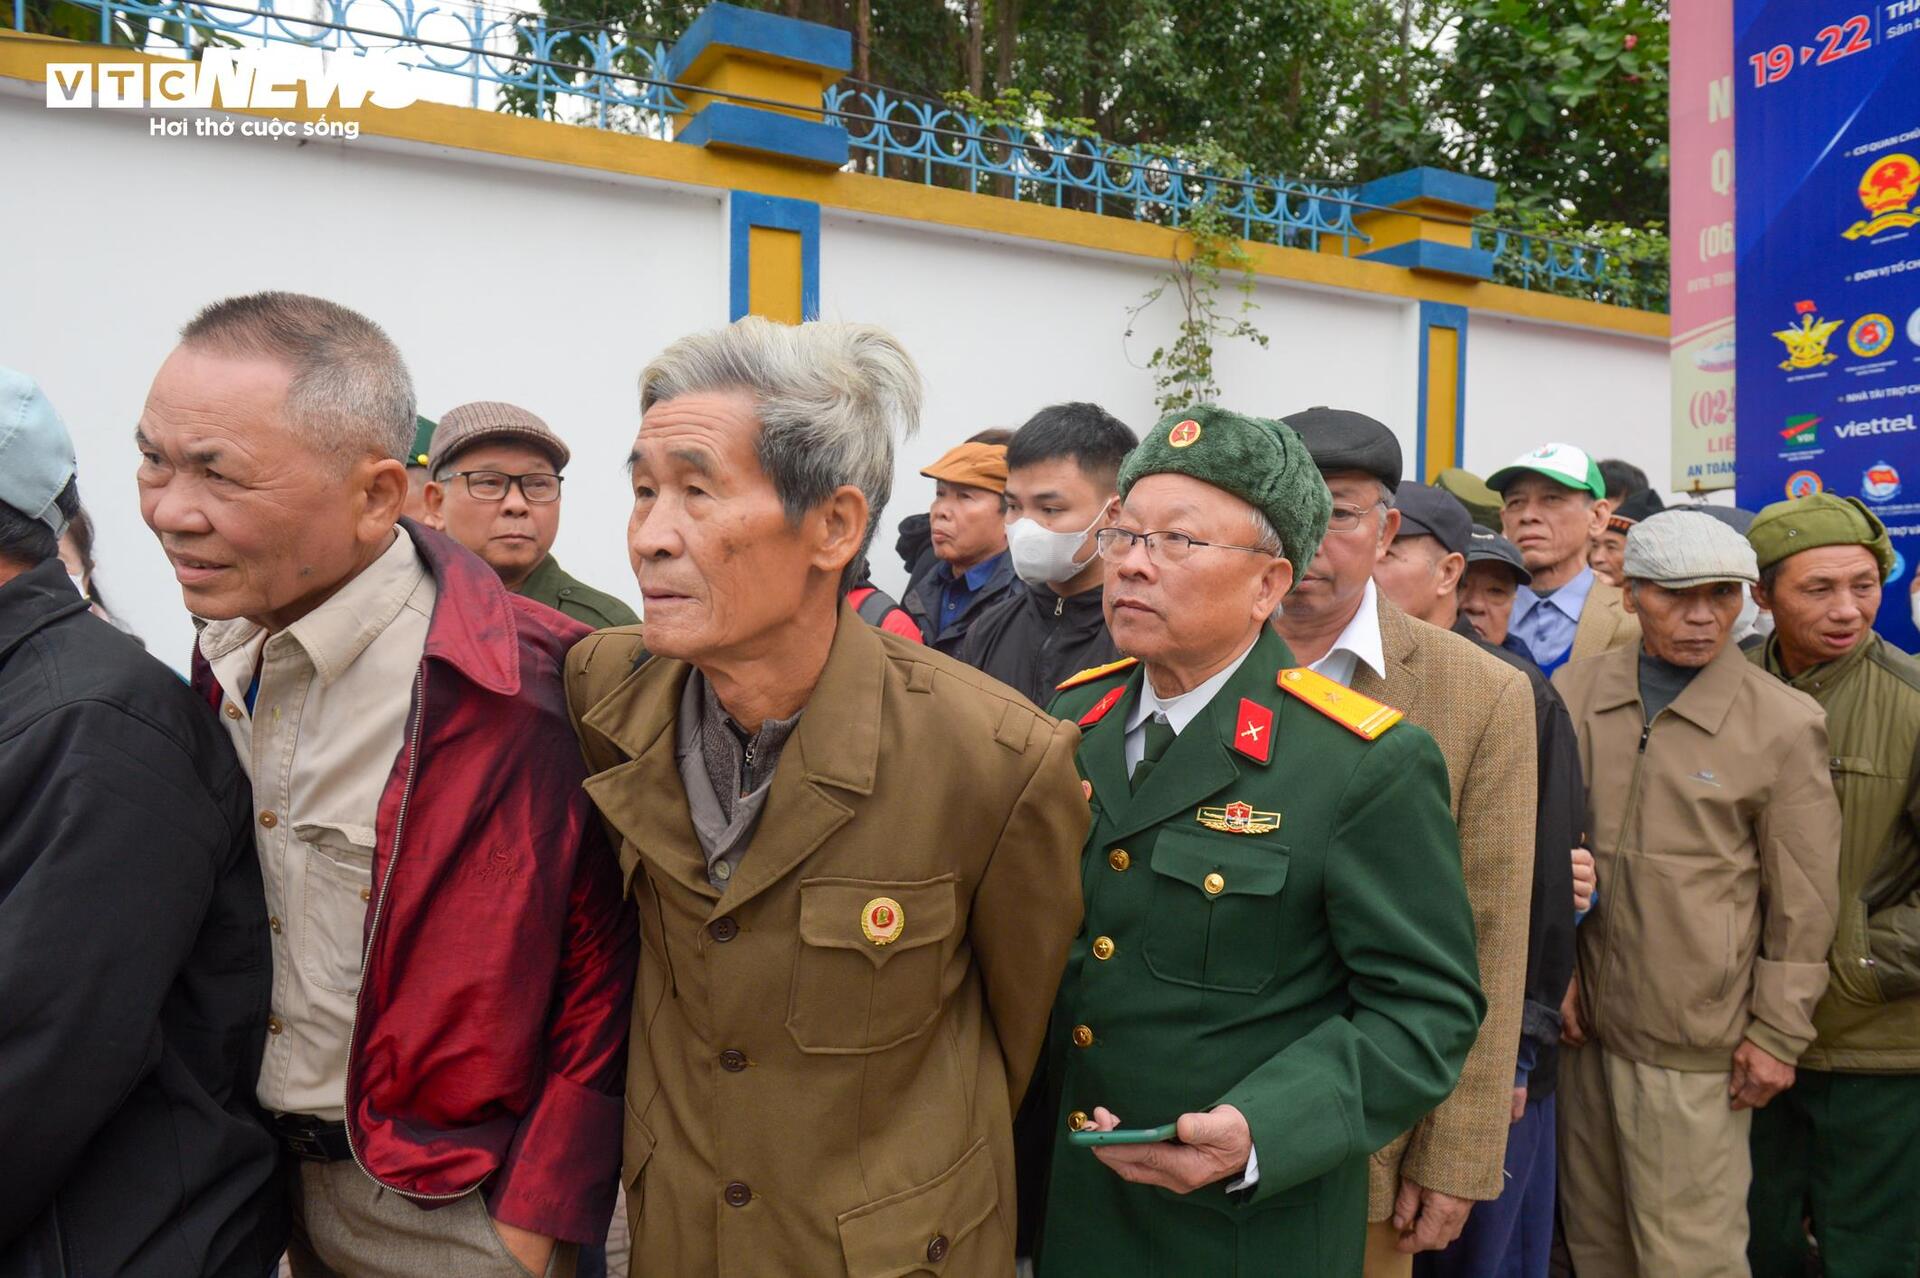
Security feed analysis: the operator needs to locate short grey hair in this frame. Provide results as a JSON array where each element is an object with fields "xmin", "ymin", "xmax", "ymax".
[
  {"xmin": 1245, "ymin": 506, "xmax": 1284, "ymax": 557},
  {"xmin": 639, "ymin": 317, "xmax": 923, "ymax": 582},
  {"xmin": 179, "ymin": 291, "xmax": 415, "ymax": 464}
]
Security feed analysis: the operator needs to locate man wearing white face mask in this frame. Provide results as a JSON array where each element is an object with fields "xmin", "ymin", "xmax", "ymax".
[{"xmin": 959, "ymin": 403, "xmax": 1136, "ymax": 705}]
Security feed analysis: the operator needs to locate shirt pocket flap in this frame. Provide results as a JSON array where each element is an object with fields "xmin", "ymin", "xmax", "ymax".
[
  {"xmin": 798, "ymin": 877, "xmax": 959, "ymax": 968},
  {"xmin": 293, "ymin": 821, "xmax": 378, "ymax": 862},
  {"xmin": 1149, "ymin": 830, "xmax": 1290, "ymax": 898},
  {"xmin": 836, "ymin": 1136, "xmax": 998, "ymax": 1278}
]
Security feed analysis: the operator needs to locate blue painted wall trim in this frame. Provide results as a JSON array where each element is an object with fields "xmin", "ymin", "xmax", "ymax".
[
  {"xmin": 1360, "ymin": 239, "xmax": 1496, "ymax": 281},
  {"xmin": 729, "ymin": 191, "xmax": 821, "ymax": 322},
  {"xmin": 669, "ymin": 1, "xmax": 852, "ymax": 80},
  {"xmin": 1355, "ymin": 166, "xmax": 1497, "ymax": 213},
  {"xmin": 677, "ymin": 102, "xmax": 849, "ymax": 167},
  {"xmin": 1416, "ymin": 301, "xmax": 1470, "ymax": 483}
]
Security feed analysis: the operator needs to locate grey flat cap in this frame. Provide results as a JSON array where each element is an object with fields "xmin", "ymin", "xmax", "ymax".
[
  {"xmin": 428, "ymin": 401, "xmax": 571, "ymax": 476},
  {"xmin": 1283, "ymin": 406, "xmax": 1403, "ymax": 493},
  {"xmin": 1623, "ymin": 509, "xmax": 1758, "ymax": 588}
]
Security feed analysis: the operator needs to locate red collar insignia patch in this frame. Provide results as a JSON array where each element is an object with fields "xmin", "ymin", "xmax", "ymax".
[
  {"xmin": 1233, "ymin": 697, "xmax": 1273, "ymax": 764},
  {"xmin": 1079, "ymin": 686, "xmax": 1125, "ymax": 728}
]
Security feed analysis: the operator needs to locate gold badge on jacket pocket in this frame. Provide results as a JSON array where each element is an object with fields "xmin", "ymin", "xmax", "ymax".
[
  {"xmin": 1196, "ymin": 801, "xmax": 1281, "ymax": 835},
  {"xmin": 861, "ymin": 897, "xmax": 906, "ymax": 946}
]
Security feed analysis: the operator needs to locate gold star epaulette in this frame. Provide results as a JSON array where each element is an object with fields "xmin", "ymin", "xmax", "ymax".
[
  {"xmin": 1056, "ymin": 657, "xmax": 1139, "ymax": 691},
  {"xmin": 1276, "ymin": 667, "xmax": 1404, "ymax": 740}
]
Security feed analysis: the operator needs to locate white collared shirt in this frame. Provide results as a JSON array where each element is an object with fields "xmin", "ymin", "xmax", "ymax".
[
  {"xmin": 1122, "ymin": 638, "xmax": 1259, "ymax": 772},
  {"xmin": 1307, "ymin": 578, "xmax": 1388, "ymax": 689},
  {"xmin": 199, "ymin": 532, "xmax": 435, "ymax": 1119}
]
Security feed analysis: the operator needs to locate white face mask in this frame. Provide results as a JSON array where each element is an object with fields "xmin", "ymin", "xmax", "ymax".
[{"xmin": 1006, "ymin": 509, "xmax": 1105, "ymax": 587}]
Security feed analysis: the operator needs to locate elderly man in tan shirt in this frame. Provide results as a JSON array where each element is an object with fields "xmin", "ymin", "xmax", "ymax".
[{"xmin": 139, "ymin": 290, "xmax": 635, "ymax": 1278}]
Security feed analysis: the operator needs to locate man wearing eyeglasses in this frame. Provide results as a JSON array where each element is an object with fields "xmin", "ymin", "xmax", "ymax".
[
  {"xmin": 1033, "ymin": 405, "xmax": 1483, "ymax": 1277},
  {"xmin": 426, "ymin": 402, "xmax": 638, "ymax": 629}
]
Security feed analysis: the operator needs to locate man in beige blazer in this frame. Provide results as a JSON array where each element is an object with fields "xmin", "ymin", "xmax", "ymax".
[
  {"xmin": 567, "ymin": 318, "xmax": 1089, "ymax": 1276},
  {"xmin": 1274, "ymin": 409, "xmax": 1536, "ymax": 1277}
]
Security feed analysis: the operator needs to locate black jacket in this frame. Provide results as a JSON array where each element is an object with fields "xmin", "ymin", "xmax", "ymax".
[
  {"xmin": 0, "ymin": 562, "xmax": 286, "ymax": 1278},
  {"xmin": 1453, "ymin": 615, "xmax": 1581, "ymax": 1099},
  {"xmin": 959, "ymin": 580, "xmax": 1120, "ymax": 707},
  {"xmin": 902, "ymin": 552, "xmax": 1019, "ymax": 657}
]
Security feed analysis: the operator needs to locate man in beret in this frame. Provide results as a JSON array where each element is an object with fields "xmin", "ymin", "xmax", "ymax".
[
  {"xmin": 1589, "ymin": 488, "xmax": 1664, "ymax": 588},
  {"xmin": 1489, "ymin": 443, "xmax": 1638, "ymax": 676},
  {"xmin": 1033, "ymin": 404, "xmax": 1484, "ymax": 1276},
  {"xmin": 1744, "ymin": 495, "xmax": 1920, "ymax": 1278},
  {"xmin": 1555, "ymin": 510, "xmax": 1840, "ymax": 1278},
  {"xmin": 904, "ymin": 440, "xmax": 1017, "ymax": 655},
  {"xmin": 1373, "ymin": 483, "xmax": 1581, "ymax": 1278},
  {"xmin": 426, "ymin": 401, "xmax": 638, "ymax": 629},
  {"xmin": 401, "ymin": 415, "xmax": 436, "ymax": 523},
  {"xmin": 1272, "ymin": 410, "xmax": 1535, "ymax": 1275}
]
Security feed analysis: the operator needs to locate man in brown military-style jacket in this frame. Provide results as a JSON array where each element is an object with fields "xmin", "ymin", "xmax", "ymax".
[{"xmin": 567, "ymin": 318, "xmax": 1089, "ymax": 1277}]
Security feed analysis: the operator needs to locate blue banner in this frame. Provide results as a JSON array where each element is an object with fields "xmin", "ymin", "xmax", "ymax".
[{"xmin": 1734, "ymin": 2, "xmax": 1920, "ymax": 651}]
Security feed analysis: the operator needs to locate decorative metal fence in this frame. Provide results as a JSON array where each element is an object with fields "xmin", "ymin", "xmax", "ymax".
[{"xmin": 10, "ymin": 0, "xmax": 1667, "ymax": 311}]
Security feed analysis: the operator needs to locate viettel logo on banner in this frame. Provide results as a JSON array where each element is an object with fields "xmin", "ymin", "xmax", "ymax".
[
  {"xmin": 45, "ymin": 49, "xmax": 421, "ymax": 111},
  {"xmin": 1844, "ymin": 152, "xmax": 1920, "ymax": 241}
]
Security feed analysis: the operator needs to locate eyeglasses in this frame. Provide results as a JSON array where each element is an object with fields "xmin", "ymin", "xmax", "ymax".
[
  {"xmin": 446, "ymin": 470, "xmax": 563, "ymax": 503},
  {"xmin": 1325, "ymin": 502, "xmax": 1384, "ymax": 532},
  {"xmin": 1094, "ymin": 527, "xmax": 1275, "ymax": 566}
]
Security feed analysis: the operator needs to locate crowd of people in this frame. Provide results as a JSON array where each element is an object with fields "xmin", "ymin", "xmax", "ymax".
[{"xmin": 1, "ymin": 291, "xmax": 1915, "ymax": 1278}]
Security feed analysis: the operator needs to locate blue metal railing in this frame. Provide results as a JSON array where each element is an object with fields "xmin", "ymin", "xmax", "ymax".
[{"xmin": 10, "ymin": 0, "xmax": 1666, "ymax": 311}]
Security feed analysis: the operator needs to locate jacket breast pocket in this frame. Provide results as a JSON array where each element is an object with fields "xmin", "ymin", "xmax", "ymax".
[
  {"xmin": 296, "ymin": 821, "xmax": 376, "ymax": 996},
  {"xmin": 1144, "ymin": 830, "xmax": 1290, "ymax": 994},
  {"xmin": 788, "ymin": 876, "xmax": 959, "ymax": 1054}
]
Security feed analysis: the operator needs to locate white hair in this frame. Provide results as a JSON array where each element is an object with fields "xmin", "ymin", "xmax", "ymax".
[
  {"xmin": 640, "ymin": 318, "xmax": 923, "ymax": 578},
  {"xmin": 179, "ymin": 291, "xmax": 415, "ymax": 463}
]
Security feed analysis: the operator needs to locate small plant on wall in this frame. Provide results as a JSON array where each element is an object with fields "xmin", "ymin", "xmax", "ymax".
[{"xmin": 1124, "ymin": 155, "xmax": 1270, "ymax": 414}]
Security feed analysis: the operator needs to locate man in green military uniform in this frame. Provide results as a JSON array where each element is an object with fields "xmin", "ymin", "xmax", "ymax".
[
  {"xmin": 1745, "ymin": 494, "xmax": 1920, "ymax": 1278},
  {"xmin": 1033, "ymin": 405, "xmax": 1486, "ymax": 1277},
  {"xmin": 424, "ymin": 400, "xmax": 638, "ymax": 628}
]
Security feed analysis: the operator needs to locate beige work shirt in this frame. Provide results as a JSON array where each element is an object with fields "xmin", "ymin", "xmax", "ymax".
[{"xmin": 199, "ymin": 532, "xmax": 435, "ymax": 1120}]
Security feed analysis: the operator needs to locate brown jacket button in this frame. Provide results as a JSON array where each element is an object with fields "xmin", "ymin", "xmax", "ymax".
[
  {"xmin": 927, "ymin": 1235, "xmax": 949, "ymax": 1262},
  {"xmin": 720, "ymin": 1049, "xmax": 748, "ymax": 1072},
  {"xmin": 710, "ymin": 916, "xmax": 739, "ymax": 943},
  {"xmin": 724, "ymin": 1181, "xmax": 752, "ymax": 1208}
]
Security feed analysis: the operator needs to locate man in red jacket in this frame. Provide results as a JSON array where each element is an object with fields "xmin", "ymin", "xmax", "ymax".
[{"xmin": 136, "ymin": 291, "xmax": 636, "ymax": 1278}]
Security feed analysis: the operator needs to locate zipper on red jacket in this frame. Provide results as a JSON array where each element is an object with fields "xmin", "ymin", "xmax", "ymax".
[{"xmin": 341, "ymin": 665, "xmax": 476, "ymax": 1200}]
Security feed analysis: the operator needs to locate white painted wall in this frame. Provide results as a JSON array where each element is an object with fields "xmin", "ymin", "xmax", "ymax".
[
  {"xmin": 1, "ymin": 84, "xmax": 723, "ymax": 666},
  {"xmin": 1464, "ymin": 313, "xmax": 1671, "ymax": 496},
  {"xmin": 1, "ymin": 78, "xmax": 1673, "ymax": 667}
]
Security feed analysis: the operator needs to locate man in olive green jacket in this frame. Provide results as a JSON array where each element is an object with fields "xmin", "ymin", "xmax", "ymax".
[
  {"xmin": 1745, "ymin": 494, "xmax": 1920, "ymax": 1278},
  {"xmin": 1554, "ymin": 510, "xmax": 1841, "ymax": 1278},
  {"xmin": 1034, "ymin": 406, "xmax": 1485, "ymax": 1278}
]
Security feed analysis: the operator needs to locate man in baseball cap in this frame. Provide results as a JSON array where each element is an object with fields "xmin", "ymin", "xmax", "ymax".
[
  {"xmin": 903, "ymin": 439, "xmax": 1016, "ymax": 655},
  {"xmin": 0, "ymin": 367, "xmax": 288, "ymax": 1274},
  {"xmin": 1744, "ymin": 494, "xmax": 1920, "ymax": 1278},
  {"xmin": 1460, "ymin": 528, "xmax": 1535, "ymax": 660},
  {"xmin": 400, "ymin": 415, "xmax": 437, "ymax": 522},
  {"xmin": 1555, "ymin": 509, "xmax": 1840, "ymax": 1278},
  {"xmin": 425, "ymin": 400, "xmax": 636, "ymax": 629},
  {"xmin": 1487, "ymin": 443, "xmax": 1636, "ymax": 676}
]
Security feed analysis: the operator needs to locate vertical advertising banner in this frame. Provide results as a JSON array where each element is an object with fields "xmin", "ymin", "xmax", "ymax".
[
  {"xmin": 1735, "ymin": 2, "xmax": 1920, "ymax": 651},
  {"xmin": 1671, "ymin": 0, "xmax": 1738, "ymax": 493}
]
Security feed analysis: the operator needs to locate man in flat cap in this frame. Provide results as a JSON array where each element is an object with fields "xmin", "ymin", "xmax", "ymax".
[
  {"xmin": 1488, "ymin": 443, "xmax": 1638, "ymax": 676},
  {"xmin": 904, "ymin": 439, "xmax": 1017, "ymax": 655},
  {"xmin": 1272, "ymin": 410, "xmax": 1536, "ymax": 1274},
  {"xmin": 1554, "ymin": 510, "xmax": 1841, "ymax": 1278},
  {"xmin": 1033, "ymin": 404, "xmax": 1484, "ymax": 1277},
  {"xmin": 1374, "ymin": 483, "xmax": 1581, "ymax": 1278},
  {"xmin": 1744, "ymin": 495, "xmax": 1920, "ymax": 1278},
  {"xmin": 426, "ymin": 401, "xmax": 638, "ymax": 629}
]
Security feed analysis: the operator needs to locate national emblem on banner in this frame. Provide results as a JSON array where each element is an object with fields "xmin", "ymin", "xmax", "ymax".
[{"xmin": 1843, "ymin": 153, "xmax": 1920, "ymax": 241}]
